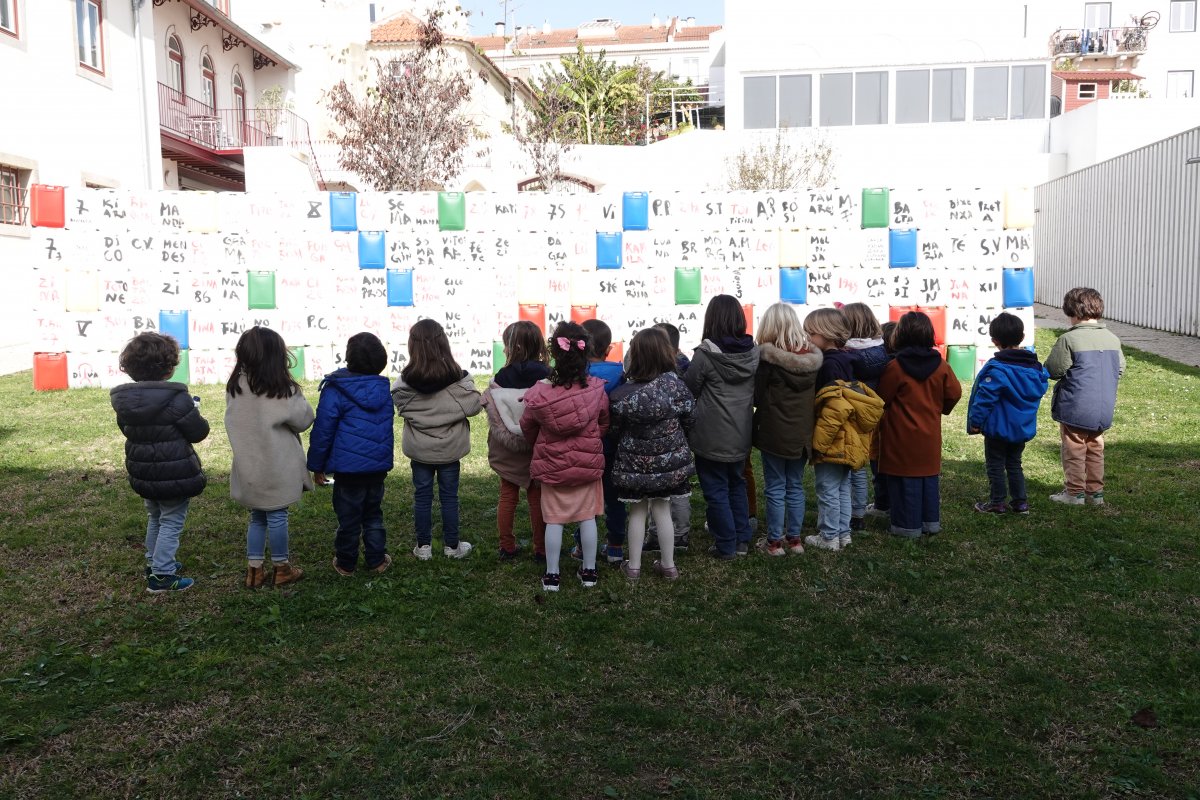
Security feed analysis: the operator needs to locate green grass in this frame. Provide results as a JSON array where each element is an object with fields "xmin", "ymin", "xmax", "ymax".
[{"xmin": 2, "ymin": 328, "xmax": 1199, "ymax": 799}]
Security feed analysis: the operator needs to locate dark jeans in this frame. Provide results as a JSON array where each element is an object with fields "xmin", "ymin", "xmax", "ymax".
[
  {"xmin": 412, "ymin": 460, "xmax": 460, "ymax": 547},
  {"xmin": 886, "ymin": 474, "xmax": 941, "ymax": 537},
  {"xmin": 695, "ymin": 455, "xmax": 752, "ymax": 556},
  {"xmin": 871, "ymin": 460, "xmax": 889, "ymax": 510},
  {"xmin": 984, "ymin": 437, "xmax": 1027, "ymax": 504},
  {"xmin": 332, "ymin": 477, "xmax": 387, "ymax": 571},
  {"xmin": 602, "ymin": 457, "xmax": 627, "ymax": 547}
]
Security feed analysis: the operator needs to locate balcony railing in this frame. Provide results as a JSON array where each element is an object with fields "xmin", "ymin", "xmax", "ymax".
[
  {"xmin": 157, "ymin": 82, "xmax": 313, "ymax": 151},
  {"xmin": 1050, "ymin": 26, "xmax": 1150, "ymax": 58}
]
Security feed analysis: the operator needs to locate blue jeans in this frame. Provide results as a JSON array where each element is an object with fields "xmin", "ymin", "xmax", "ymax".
[
  {"xmin": 695, "ymin": 455, "xmax": 751, "ymax": 556},
  {"xmin": 247, "ymin": 507, "xmax": 291, "ymax": 562},
  {"xmin": 412, "ymin": 460, "xmax": 460, "ymax": 547},
  {"xmin": 333, "ymin": 477, "xmax": 387, "ymax": 571},
  {"xmin": 886, "ymin": 475, "xmax": 941, "ymax": 537},
  {"xmin": 760, "ymin": 451, "xmax": 806, "ymax": 541},
  {"xmin": 813, "ymin": 463, "xmax": 851, "ymax": 542},
  {"xmin": 984, "ymin": 437, "xmax": 1027, "ymax": 504},
  {"xmin": 850, "ymin": 466, "xmax": 869, "ymax": 517},
  {"xmin": 601, "ymin": 456, "xmax": 627, "ymax": 547},
  {"xmin": 144, "ymin": 497, "xmax": 189, "ymax": 576}
]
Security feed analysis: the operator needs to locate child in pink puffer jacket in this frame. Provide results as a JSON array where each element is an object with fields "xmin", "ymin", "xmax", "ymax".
[{"xmin": 520, "ymin": 321, "xmax": 610, "ymax": 593}]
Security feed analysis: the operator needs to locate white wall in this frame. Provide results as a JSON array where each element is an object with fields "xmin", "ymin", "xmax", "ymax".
[
  {"xmin": 244, "ymin": 146, "xmax": 319, "ymax": 192},
  {"xmin": 1050, "ymin": 97, "xmax": 1200, "ymax": 173}
]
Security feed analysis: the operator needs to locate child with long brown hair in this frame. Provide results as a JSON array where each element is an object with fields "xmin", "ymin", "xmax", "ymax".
[
  {"xmin": 392, "ymin": 319, "xmax": 482, "ymax": 560},
  {"xmin": 225, "ymin": 326, "xmax": 315, "ymax": 588},
  {"xmin": 521, "ymin": 321, "xmax": 610, "ymax": 591},
  {"xmin": 483, "ymin": 321, "xmax": 550, "ymax": 561}
]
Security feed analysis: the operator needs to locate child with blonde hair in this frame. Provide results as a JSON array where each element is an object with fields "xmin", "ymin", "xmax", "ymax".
[{"xmin": 752, "ymin": 303, "xmax": 823, "ymax": 555}]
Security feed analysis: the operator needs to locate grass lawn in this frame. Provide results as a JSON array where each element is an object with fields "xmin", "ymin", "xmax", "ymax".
[{"xmin": 1, "ymin": 328, "xmax": 1198, "ymax": 799}]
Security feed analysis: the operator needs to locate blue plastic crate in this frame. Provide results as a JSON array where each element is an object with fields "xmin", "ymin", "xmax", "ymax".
[
  {"xmin": 329, "ymin": 192, "xmax": 357, "ymax": 232},
  {"xmin": 596, "ymin": 232, "xmax": 622, "ymax": 269},
  {"xmin": 889, "ymin": 229, "xmax": 918, "ymax": 268},
  {"xmin": 386, "ymin": 269, "xmax": 414, "ymax": 307},
  {"xmin": 622, "ymin": 192, "xmax": 649, "ymax": 231},
  {"xmin": 159, "ymin": 310, "xmax": 189, "ymax": 350},
  {"xmin": 1002, "ymin": 268, "xmax": 1034, "ymax": 308},
  {"xmin": 779, "ymin": 268, "xmax": 808, "ymax": 304},
  {"xmin": 359, "ymin": 231, "xmax": 386, "ymax": 269}
]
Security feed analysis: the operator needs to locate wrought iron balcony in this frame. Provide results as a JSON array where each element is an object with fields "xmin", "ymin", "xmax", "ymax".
[
  {"xmin": 1049, "ymin": 25, "xmax": 1151, "ymax": 58},
  {"xmin": 157, "ymin": 82, "xmax": 312, "ymax": 151}
]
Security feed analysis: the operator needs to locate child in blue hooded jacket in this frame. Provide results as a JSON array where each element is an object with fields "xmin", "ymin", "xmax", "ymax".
[
  {"xmin": 307, "ymin": 332, "xmax": 396, "ymax": 575},
  {"xmin": 967, "ymin": 313, "xmax": 1049, "ymax": 514}
]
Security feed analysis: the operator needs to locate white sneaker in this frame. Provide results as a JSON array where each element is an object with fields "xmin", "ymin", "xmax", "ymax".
[
  {"xmin": 1049, "ymin": 491, "xmax": 1086, "ymax": 506},
  {"xmin": 804, "ymin": 534, "xmax": 841, "ymax": 552},
  {"xmin": 444, "ymin": 541, "xmax": 473, "ymax": 559},
  {"xmin": 1086, "ymin": 492, "xmax": 1105, "ymax": 506},
  {"xmin": 839, "ymin": 533, "xmax": 853, "ymax": 548},
  {"xmin": 864, "ymin": 504, "xmax": 889, "ymax": 519},
  {"xmin": 412, "ymin": 544, "xmax": 432, "ymax": 561}
]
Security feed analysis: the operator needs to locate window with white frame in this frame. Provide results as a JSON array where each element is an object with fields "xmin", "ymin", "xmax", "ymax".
[
  {"xmin": 778, "ymin": 74, "xmax": 812, "ymax": 128},
  {"xmin": 974, "ymin": 66, "xmax": 1009, "ymax": 120},
  {"xmin": 1166, "ymin": 70, "xmax": 1194, "ymax": 97},
  {"xmin": 896, "ymin": 70, "xmax": 930, "ymax": 124},
  {"xmin": 932, "ymin": 68, "xmax": 966, "ymax": 122},
  {"xmin": 820, "ymin": 72, "xmax": 853, "ymax": 127},
  {"xmin": 1, "ymin": 0, "xmax": 18, "ymax": 38},
  {"xmin": 75, "ymin": 0, "xmax": 104, "ymax": 74},
  {"xmin": 855, "ymin": 71, "xmax": 888, "ymax": 125},
  {"xmin": 743, "ymin": 76, "xmax": 776, "ymax": 129},
  {"xmin": 167, "ymin": 34, "xmax": 184, "ymax": 98},
  {"xmin": 0, "ymin": 164, "xmax": 28, "ymax": 226},
  {"xmin": 1084, "ymin": 2, "xmax": 1111, "ymax": 28},
  {"xmin": 201, "ymin": 52, "xmax": 216, "ymax": 110},
  {"xmin": 1011, "ymin": 64, "xmax": 1047, "ymax": 119},
  {"xmin": 1077, "ymin": 82, "xmax": 1098, "ymax": 99},
  {"xmin": 1170, "ymin": 1, "xmax": 1197, "ymax": 31},
  {"xmin": 205, "ymin": 0, "xmax": 230, "ymax": 14}
]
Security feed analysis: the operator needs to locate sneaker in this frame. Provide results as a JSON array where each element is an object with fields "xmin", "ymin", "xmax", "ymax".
[
  {"xmin": 707, "ymin": 546, "xmax": 736, "ymax": 561},
  {"xmin": 839, "ymin": 533, "xmax": 853, "ymax": 548},
  {"xmin": 674, "ymin": 534, "xmax": 690, "ymax": 551},
  {"xmin": 413, "ymin": 544, "xmax": 433, "ymax": 561},
  {"xmin": 620, "ymin": 561, "xmax": 640, "ymax": 582},
  {"xmin": 784, "ymin": 535, "xmax": 805, "ymax": 555},
  {"xmin": 498, "ymin": 547, "xmax": 521, "ymax": 561},
  {"xmin": 1049, "ymin": 491, "xmax": 1086, "ymax": 506},
  {"xmin": 759, "ymin": 539, "xmax": 787, "ymax": 557},
  {"xmin": 1087, "ymin": 492, "xmax": 1105, "ymax": 506},
  {"xmin": 246, "ymin": 565, "xmax": 268, "ymax": 588},
  {"xmin": 331, "ymin": 559, "xmax": 354, "ymax": 578},
  {"xmin": 735, "ymin": 541, "xmax": 750, "ymax": 556},
  {"xmin": 1010, "ymin": 501, "xmax": 1030, "ymax": 514},
  {"xmin": 146, "ymin": 573, "xmax": 194, "ymax": 593},
  {"xmin": 974, "ymin": 501, "xmax": 1009, "ymax": 514},
  {"xmin": 865, "ymin": 503, "xmax": 889, "ymax": 519},
  {"xmin": 444, "ymin": 542, "xmax": 473, "ymax": 559},
  {"xmin": 577, "ymin": 566, "xmax": 599, "ymax": 587},
  {"xmin": 652, "ymin": 560, "xmax": 680, "ymax": 581},
  {"xmin": 144, "ymin": 560, "xmax": 184, "ymax": 578},
  {"xmin": 849, "ymin": 516, "xmax": 865, "ymax": 531},
  {"xmin": 367, "ymin": 553, "xmax": 393, "ymax": 575},
  {"xmin": 541, "ymin": 572, "xmax": 560, "ymax": 592},
  {"xmin": 804, "ymin": 534, "xmax": 841, "ymax": 552},
  {"xmin": 605, "ymin": 545, "xmax": 624, "ymax": 564},
  {"xmin": 272, "ymin": 562, "xmax": 304, "ymax": 587}
]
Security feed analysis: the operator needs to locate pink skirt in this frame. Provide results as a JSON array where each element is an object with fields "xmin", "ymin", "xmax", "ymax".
[{"xmin": 539, "ymin": 479, "xmax": 604, "ymax": 524}]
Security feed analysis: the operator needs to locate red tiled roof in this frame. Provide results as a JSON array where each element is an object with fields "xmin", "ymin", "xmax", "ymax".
[
  {"xmin": 1051, "ymin": 70, "xmax": 1143, "ymax": 81},
  {"xmin": 674, "ymin": 25, "xmax": 721, "ymax": 41},
  {"xmin": 369, "ymin": 12, "xmax": 425, "ymax": 43}
]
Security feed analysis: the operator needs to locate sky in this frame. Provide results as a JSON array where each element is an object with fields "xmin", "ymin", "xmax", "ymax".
[{"xmin": 455, "ymin": 0, "xmax": 724, "ymax": 35}]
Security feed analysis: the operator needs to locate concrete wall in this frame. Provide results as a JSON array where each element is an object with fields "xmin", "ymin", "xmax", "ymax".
[{"xmin": 1049, "ymin": 98, "xmax": 1200, "ymax": 174}]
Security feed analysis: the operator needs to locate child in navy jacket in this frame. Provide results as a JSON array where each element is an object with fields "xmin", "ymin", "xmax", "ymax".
[
  {"xmin": 967, "ymin": 313, "xmax": 1049, "ymax": 514},
  {"xmin": 307, "ymin": 332, "xmax": 396, "ymax": 575}
]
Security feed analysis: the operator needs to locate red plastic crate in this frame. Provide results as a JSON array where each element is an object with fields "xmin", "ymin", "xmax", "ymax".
[
  {"xmin": 742, "ymin": 304, "xmax": 754, "ymax": 336},
  {"xmin": 518, "ymin": 303, "xmax": 545, "ymax": 335},
  {"xmin": 889, "ymin": 305, "xmax": 947, "ymax": 346},
  {"xmin": 30, "ymin": 185, "xmax": 66, "ymax": 228},
  {"xmin": 33, "ymin": 352, "xmax": 69, "ymax": 391},
  {"xmin": 570, "ymin": 305, "xmax": 597, "ymax": 325}
]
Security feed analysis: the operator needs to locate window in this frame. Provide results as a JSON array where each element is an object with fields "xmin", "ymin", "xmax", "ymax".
[
  {"xmin": 232, "ymin": 68, "xmax": 246, "ymax": 144},
  {"xmin": 1010, "ymin": 64, "xmax": 1046, "ymax": 119},
  {"xmin": 681, "ymin": 57, "xmax": 699, "ymax": 82},
  {"xmin": 778, "ymin": 74, "xmax": 812, "ymax": 128},
  {"xmin": 201, "ymin": 52, "xmax": 216, "ymax": 110},
  {"xmin": 1170, "ymin": 1, "xmax": 1197, "ymax": 31},
  {"xmin": 1166, "ymin": 70, "xmax": 1194, "ymax": 97},
  {"xmin": 932, "ymin": 68, "xmax": 966, "ymax": 122},
  {"xmin": 896, "ymin": 70, "xmax": 930, "ymax": 124},
  {"xmin": 974, "ymin": 66, "xmax": 1009, "ymax": 120},
  {"xmin": 1084, "ymin": 2, "xmax": 1111, "ymax": 28},
  {"xmin": 743, "ymin": 76, "xmax": 776, "ymax": 129},
  {"xmin": 167, "ymin": 34, "xmax": 184, "ymax": 98},
  {"xmin": 205, "ymin": 0, "xmax": 230, "ymax": 13},
  {"xmin": 1078, "ymin": 82, "xmax": 1098, "ymax": 99},
  {"xmin": 75, "ymin": 0, "xmax": 104, "ymax": 73},
  {"xmin": 819, "ymin": 72, "xmax": 852, "ymax": 126},
  {"xmin": 854, "ymin": 71, "xmax": 888, "ymax": 125},
  {"xmin": 1, "ymin": 0, "xmax": 17, "ymax": 38},
  {"xmin": 0, "ymin": 165, "xmax": 27, "ymax": 226}
]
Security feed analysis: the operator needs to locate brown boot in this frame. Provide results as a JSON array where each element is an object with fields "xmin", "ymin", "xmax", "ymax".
[
  {"xmin": 272, "ymin": 561, "xmax": 304, "ymax": 587},
  {"xmin": 244, "ymin": 564, "xmax": 266, "ymax": 589}
]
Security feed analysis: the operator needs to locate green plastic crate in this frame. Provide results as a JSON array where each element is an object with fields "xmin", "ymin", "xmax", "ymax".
[
  {"xmin": 171, "ymin": 350, "xmax": 190, "ymax": 384},
  {"xmin": 438, "ymin": 192, "xmax": 466, "ymax": 231},
  {"xmin": 288, "ymin": 346, "xmax": 306, "ymax": 381},
  {"xmin": 947, "ymin": 345, "xmax": 976, "ymax": 382},
  {"xmin": 861, "ymin": 187, "xmax": 890, "ymax": 228},
  {"xmin": 493, "ymin": 341, "xmax": 505, "ymax": 374},
  {"xmin": 674, "ymin": 267, "xmax": 701, "ymax": 305},
  {"xmin": 247, "ymin": 270, "xmax": 276, "ymax": 310}
]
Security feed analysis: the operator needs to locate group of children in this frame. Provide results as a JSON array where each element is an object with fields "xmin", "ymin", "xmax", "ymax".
[{"xmin": 110, "ymin": 287, "xmax": 1123, "ymax": 593}]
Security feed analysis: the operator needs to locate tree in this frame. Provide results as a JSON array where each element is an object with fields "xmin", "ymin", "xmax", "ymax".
[
  {"xmin": 552, "ymin": 44, "xmax": 641, "ymax": 145},
  {"xmin": 510, "ymin": 71, "xmax": 576, "ymax": 192},
  {"xmin": 724, "ymin": 128, "xmax": 836, "ymax": 190},
  {"xmin": 324, "ymin": 12, "xmax": 472, "ymax": 191}
]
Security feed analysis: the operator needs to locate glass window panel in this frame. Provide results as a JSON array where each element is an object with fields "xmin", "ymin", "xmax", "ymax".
[
  {"xmin": 1084, "ymin": 2, "xmax": 1111, "ymax": 28},
  {"xmin": 1166, "ymin": 70, "xmax": 1194, "ymax": 97},
  {"xmin": 778, "ymin": 74, "xmax": 812, "ymax": 128},
  {"xmin": 820, "ymin": 72, "xmax": 853, "ymax": 127},
  {"xmin": 1011, "ymin": 65, "xmax": 1046, "ymax": 119},
  {"xmin": 1170, "ymin": 1, "xmax": 1197, "ymax": 32},
  {"xmin": 743, "ymin": 75, "xmax": 777, "ymax": 129},
  {"xmin": 854, "ymin": 71, "xmax": 888, "ymax": 125},
  {"xmin": 896, "ymin": 69, "xmax": 929, "ymax": 124},
  {"xmin": 932, "ymin": 68, "xmax": 966, "ymax": 122},
  {"xmin": 974, "ymin": 66, "xmax": 1008, "ymax": 120}
]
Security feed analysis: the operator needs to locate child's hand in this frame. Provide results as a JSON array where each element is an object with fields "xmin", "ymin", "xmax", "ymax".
[{"xmin": 313, "ymin": 472, "xmax": 329, "ymax": 486}]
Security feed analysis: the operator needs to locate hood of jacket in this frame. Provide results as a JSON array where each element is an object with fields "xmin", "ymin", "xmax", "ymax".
[
  {"xmin": 895, "ymin": 346, "xmax": 943, "ymax": 382},
  {"xmin": 495, "ymin": 360, "xmax": 550, "ymax": 390},
  {"xmin": 695, "ymin": 338, "xmax": 759, "ymax": 384},
  {"xmin": 319, "ymin": 369, "xmax": 392, "ymax": 413},
  {"xmin": 758, "ymin": 344, "xmax": 823, "ymax": 388},
  {"xmin": 816, "ymin": 380, "xmax": 885, "ymax": 427},
  {"xmin": 400, "ymin": 368, "xmax": 468, "ymax": 396},
  {"xmin": 488, "ymin": 383, "xmax": 529, "ymax": 436},
  {"xmin": 522, "ymin": 377, "xmax": 608, "ymax": 437},
  {"xmin": 993, "ymin": 347, "xmax": 1043, "ymax": 371},
  {"xmin": 847, "ymin": 337, "xmax": 884, "ymax": 351},
  {"xmin": 586, "ymin": 360, "xmax": 625, "ymax": 394},
  {"xmin": 110, "ymin": 380, "xmax": 189, "ymax": 423}
]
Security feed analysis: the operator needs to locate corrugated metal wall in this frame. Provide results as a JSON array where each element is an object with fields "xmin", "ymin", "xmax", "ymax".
[{"xmin": 1035, "ymin": 126, "xmax": 1200, "ymax": 336}]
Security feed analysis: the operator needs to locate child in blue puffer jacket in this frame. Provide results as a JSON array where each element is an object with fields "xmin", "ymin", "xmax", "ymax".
[
  {"xmin": 967, "ymin": 313, "xmax": 1049, "ymax": 514},
  {"xmin": 307, "ymin": 332, "xmax": 396, "ymax": 575}
]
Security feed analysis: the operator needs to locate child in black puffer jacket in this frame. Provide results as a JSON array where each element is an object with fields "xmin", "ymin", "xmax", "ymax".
[
  {"xmin": 843, "ymin": 303, "xmax": 889, "ymax": 531},
  {"xmin": 110, "ymin": 332, "xmax": 210, "ymax": 593}
]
